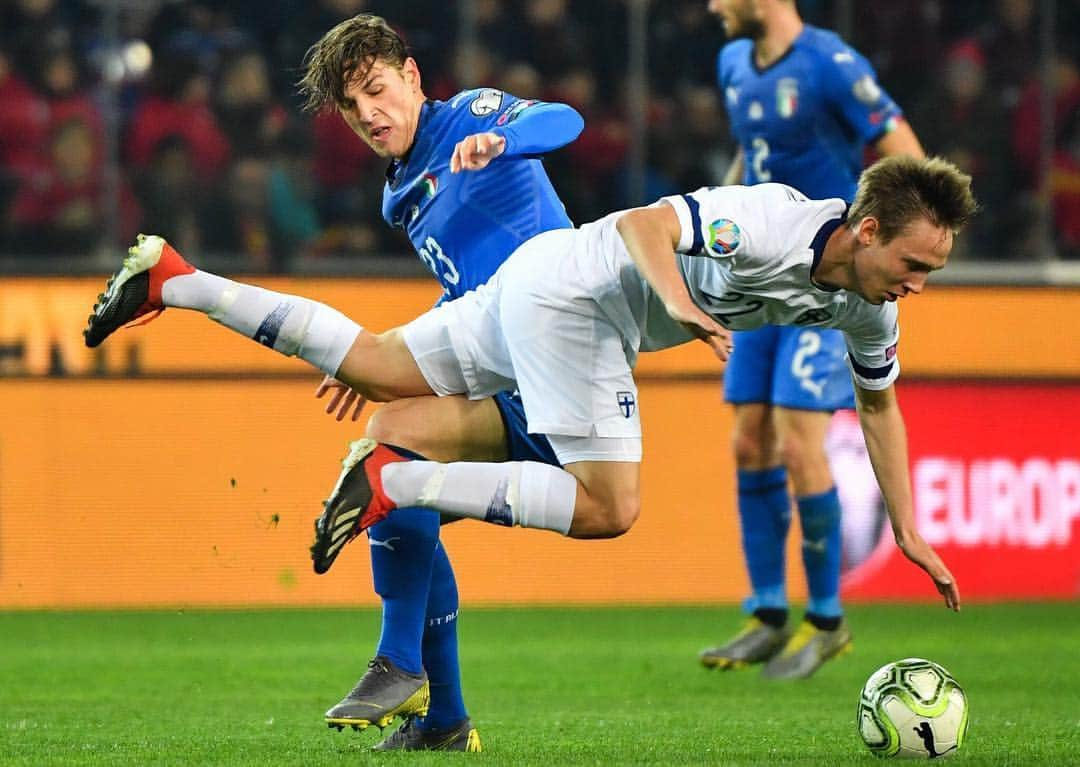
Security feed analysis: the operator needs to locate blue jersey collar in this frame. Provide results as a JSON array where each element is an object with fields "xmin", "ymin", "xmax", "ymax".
[
  {"xmin": 387, "ymin": 99, "xmax": 436, "ymax": 189},
  {"xmin": 750, "ymin": 26, "xmax": 809, "ymax": 75}
]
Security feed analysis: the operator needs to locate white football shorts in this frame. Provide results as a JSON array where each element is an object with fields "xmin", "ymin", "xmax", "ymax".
[{"xmin": 401, "ymin": 229, "xmax": 643, "ymax": 464}]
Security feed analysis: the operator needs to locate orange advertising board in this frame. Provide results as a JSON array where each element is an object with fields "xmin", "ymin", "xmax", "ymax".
[
  {"xmin": 0, "ymin": 378, "xmax": 771, "ymax": 608},
  {"xmin": 0, "ymin": 278, "xmax": 1077, "ymax": 608},
  {"xmin": 0, "ymin": 278, "xmax": 1076, "ymax": 379}
]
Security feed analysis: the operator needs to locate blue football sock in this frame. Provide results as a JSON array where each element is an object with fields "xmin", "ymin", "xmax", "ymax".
[
  {"xmin": 369, "ymin": 507, "xmax": 440, "ymax": 675},
  {"xmin": 737, "ymin": 467, "xmax": 792, "ymax": 614},
  {"xmin": 417, "ymin": 541, "xmax": 467, "ymax": 731},
  {"xmin": 797, "ymin": 487, "xmax": 843, "ymax": 619}
]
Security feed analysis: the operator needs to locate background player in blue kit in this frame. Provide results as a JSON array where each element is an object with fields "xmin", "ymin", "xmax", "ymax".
[{"xmin": 701, "ymin": 0, "xmax": 926, "ymax": 679}]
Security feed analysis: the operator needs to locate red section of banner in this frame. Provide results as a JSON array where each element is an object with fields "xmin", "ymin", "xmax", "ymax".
[{"xmin": 841, "ymin": 382, "xmax": 1080, "ymax": 601}]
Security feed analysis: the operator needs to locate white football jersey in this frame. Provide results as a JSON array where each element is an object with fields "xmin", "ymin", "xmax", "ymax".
[{"xmin": 579, "ymin": 183, "xmax": 900, "ymax": 391}]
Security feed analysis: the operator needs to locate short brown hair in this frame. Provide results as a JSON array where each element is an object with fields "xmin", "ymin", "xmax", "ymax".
[
  {"xmin": 848, "ymin": 155, "xmax": 978, "ymax": 242},
  {"xmin": 297, "ymin": 14, "xmax": 407, "ymax": 112}
]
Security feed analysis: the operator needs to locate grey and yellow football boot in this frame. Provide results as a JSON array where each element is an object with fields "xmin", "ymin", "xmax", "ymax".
[
  {"xmin": 373, "ymin": 716, "xmax": 482, "ymax": 752},
  {"xmin": 761, "ymin": 619, "xmax": 853, "ymax": 680},
  {"xmin": 325, "ymin": 656, "xmax": 429, "ymax": 731},
  {"xmin": 699, "ymin": 617, "xmax": 791, "ymax": 670}
]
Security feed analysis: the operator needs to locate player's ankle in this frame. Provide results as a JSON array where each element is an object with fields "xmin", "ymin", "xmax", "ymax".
[
  {"xmin": 754, "ymin": 607, "xmax": 788, "ymax": 628},
  {"xmin": 805, "ymin": 612, "xmax": 842, "ymax": 631}
]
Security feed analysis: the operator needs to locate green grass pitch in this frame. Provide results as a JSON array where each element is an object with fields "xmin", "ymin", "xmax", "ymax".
[{"xmin": 1, "ymin": 603, "xmax": 1076, "ymax": 765}]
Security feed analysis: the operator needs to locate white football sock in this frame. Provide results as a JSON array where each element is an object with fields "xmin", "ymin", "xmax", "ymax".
[
  {"xmin": 162, "ymin": 272, "xmax": 361, "ymax": 376},
  {"xmin": 381, "ymin": 460, "xmax": 577, "ymax": 535}
]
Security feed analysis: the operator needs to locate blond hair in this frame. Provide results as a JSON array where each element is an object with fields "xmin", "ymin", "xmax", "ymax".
[{"xmin": 849, "ymin": 156, "xmax": 978, "ymax": 242}]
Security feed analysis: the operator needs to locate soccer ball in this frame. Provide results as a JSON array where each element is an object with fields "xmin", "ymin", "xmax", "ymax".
[{"xmin": 857, "ymin": 658, "xmax": 968, "ymax": 759}]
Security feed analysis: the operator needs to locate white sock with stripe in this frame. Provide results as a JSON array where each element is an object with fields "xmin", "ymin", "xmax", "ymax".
[
  {"xmin": 381, "ymin": 460, "xmax": 577, "ymax": 535},
  {"xmin": 163, "ymin": 272, "xmax": 361, "ymax": 376}
]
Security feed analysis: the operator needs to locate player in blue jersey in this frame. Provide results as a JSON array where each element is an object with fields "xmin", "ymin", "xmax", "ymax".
[
  {"xmin": 700, "ymin": 0, "xmax": 926, "ymax": 679},
  {"xmin": 296, "ymin": 15, "xmax": 583, "ymax": 751},
  {"xmin": 84, "ymin": 15, "xmax": 583, "ymax": 752}
]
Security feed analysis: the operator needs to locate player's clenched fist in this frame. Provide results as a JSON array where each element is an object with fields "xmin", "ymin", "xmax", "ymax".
[{"xmin": 451, "ymin": 132, "xmax": 506, "ymax": 173}]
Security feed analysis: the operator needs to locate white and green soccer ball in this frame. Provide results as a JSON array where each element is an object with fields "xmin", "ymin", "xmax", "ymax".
[{"xmin": 857, "ymin": 658, "xmax": 969, "ymax": 759}]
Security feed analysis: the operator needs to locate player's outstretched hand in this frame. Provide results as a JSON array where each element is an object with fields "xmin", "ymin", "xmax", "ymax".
[
  {"xmin": 314, "ymin": 374, "xmax": 367, "ymax": 422},
  {"xmin": 665, "ymin": 300, "xmax": 733, "ymax": 362},
  {"xmin": 897, "ymin": 531, "xmax": 961, "ymax": 611},
  {"xmin": 451, "ymin": 132, "xmax": 506, "ymax": 173}
]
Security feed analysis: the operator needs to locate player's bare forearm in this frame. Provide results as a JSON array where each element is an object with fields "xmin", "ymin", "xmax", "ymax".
[
  {"xmin": 616, "ymin": 204, "xmax": 732, "ymax": 359},
  {"xmin": 723, "ymin": 149, "xmax": 744, "ymax": 186},
  {"xmin": 855, "ymin": 383, "xmax": 960, "ymax": 609},
  {"xmin": 874, "ymin": 119, "xmax": 925, "ymax": 160},
  {"xmin": 853, "ymin": 385, "xmax": 915, "ymax": 534}
]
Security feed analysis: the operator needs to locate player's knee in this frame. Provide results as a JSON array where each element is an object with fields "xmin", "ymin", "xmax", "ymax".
[
  {"xmin": 570, "ymin": 493, "xmax": 639, "ymax": 538},
  {"xmin": 732, "ymin": 428, "xmax": 768, "ymax": 468},
  {"xmin": 599, "ymin": 496, "xmax": 640, "ymax": 537},
  {"xmin": 776, "ymin": 435, "xmax": 810, "ymax": 474},
  {"xmin": 365, "ymin": 405, "xmax": 423, "ymax": 451},
  {"xmin": 776, "ymin": 435, "xmax": 828, "ymax": 484}
]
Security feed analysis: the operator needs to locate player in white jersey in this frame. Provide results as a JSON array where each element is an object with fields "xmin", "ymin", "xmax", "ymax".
[{"xmin": 80, "ymin": 155, "xmax": 973, "ymax": 611}]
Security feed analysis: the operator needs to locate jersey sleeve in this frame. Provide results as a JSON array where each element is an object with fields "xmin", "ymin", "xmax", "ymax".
[
  {"xmin": 456, "ymin": 88, "xmax": 583, "ymax": 157},
  {"xmin": 815, "ymin": 41, "xmax": 904, "ymax": 147},
  {"xmin": 659, "ymin": 184, "xmax": 791, "ymax": 260},
  {"xmin": 661, "ymin": 188, "xmax": 727, "ymax": 258},
  {"xmin": 842, "ymin": 305, "xmax": 901, "ymax": 390}
]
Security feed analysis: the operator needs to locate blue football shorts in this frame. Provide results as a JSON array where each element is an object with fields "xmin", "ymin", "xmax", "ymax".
[
  {"xmin": 492, "ymin": 390, "xmax": 561, "ymax": 465},
  {"xmin": 722, "ymin": 325, "xmax": 856, "ymax": 411}
]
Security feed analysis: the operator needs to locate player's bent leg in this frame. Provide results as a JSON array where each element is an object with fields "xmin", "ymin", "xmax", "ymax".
[
  {"xmin": 762, "ymin": 327, "xmax": 855, "ymax": 677},
  {"xmin": 312, "ymin": 447, "xmax": 579, "ymax": 571},
  {"xmin": 715, "ymin": 327, "xmax": 794, "ymax": 664},
  {"xmin": 324, "ymin": 656, "xmax": 430, "ymax": 731},
  {"xmin": 84, "ymin": 234, "xmax": 433, "ymax": 402},
  {"xmin": 730, "ymin": 403, "xmax": 789, "ymax": 619},
  {"xmin": 311, "ymin": 444, "xmax": 641, "ymax": 573},
  {"xmin": 365, "ymin": 396, "xmax": 511, "ymax": 462},
  {"xmin": 771, "ymin": 406, "xmax": 849, "ymax": 677},
  {"xmin": 561, "ymin": 458, "xmax": 641, "ymax": 538},
  {"xmin": 312, "ymin": 397, "xmax": 514, "ymax": 574}
]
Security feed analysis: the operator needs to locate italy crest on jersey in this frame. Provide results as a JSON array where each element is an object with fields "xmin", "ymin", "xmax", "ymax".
[
  {"xmin": 707, "ymin": 219, "xmax": 742, "ymax": 257},
  {"xmin": 776, "ymin": 77, "xmax": 799, "ymax": 118},
  {"xmin": 421, "ymin": 172, "xmax": 438, "ymax": 200}
]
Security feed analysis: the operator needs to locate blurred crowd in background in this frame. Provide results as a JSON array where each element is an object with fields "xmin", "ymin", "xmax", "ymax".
[{"xmin": 1, "ymin": 0, "xmax": 1079, "ymax": 270}]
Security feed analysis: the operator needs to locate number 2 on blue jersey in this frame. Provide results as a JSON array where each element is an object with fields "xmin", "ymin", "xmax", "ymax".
[{"xmin": 751, "ymin": 137, "xmax": 771, "ymax": 182}]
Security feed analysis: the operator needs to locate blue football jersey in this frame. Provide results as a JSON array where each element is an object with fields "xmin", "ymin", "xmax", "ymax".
[
  {"xmin": 718, "ymin": 25, "xmax": 903, "ymax": 201},
  {"xmin": 382, "ymin": 89, "xmax": 583, "ymax": 300}
]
